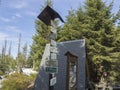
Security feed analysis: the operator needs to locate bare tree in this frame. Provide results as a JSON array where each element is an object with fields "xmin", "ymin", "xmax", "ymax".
[{"xmin": 8, "ymin": 42, "xmax": 12, "ymax": 56}]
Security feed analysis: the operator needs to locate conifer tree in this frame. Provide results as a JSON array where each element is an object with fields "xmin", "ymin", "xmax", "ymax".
[
  {"xmin": 111, "ymin": 23, "xmax": 120, "ymax": 84},
  {"xmin": 58, "ymin": 0, "xmax": 120, "ymax": 84}
]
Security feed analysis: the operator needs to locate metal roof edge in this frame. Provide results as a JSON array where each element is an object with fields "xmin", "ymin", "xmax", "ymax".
[{"xmin": 57, "ymin": 39, "xmax": 85, "ymax": 44}]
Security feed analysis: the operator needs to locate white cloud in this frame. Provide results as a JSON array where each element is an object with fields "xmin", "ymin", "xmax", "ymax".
[
  {"xmin": 9, "ymin": 0, "xmax": 28, "ymax": 9},
  {"xmin": 15, "ymin": 13, "xmax": 22, "ymax": 18},
  {"xmin": 0, "ymin": 32, "xmax": 19, "ymax": 58},
  {"xmin": 0, "ymin": 32, "xmax": 19, "ymax": 42},
  {"xmin": 0, "ymin": 17, "xmax": 11, "ymax": 22},
  {"xmin": 11, "ymin": 13, "xmax": 22, "ymax": 20},
  {"xmin": 0, "ymin": 13, "xmax": 22, "ymax": 23},
  {"xmin": 25, "ymin": 11, "xmax": 38, "ymax": 16},
  {"xmin": 0, "ymin": 32, "xmax": 9, "ymax": 41},
  {"xmin": 5, "ymin": 26, "xmax": 24, "ymax": 33}
]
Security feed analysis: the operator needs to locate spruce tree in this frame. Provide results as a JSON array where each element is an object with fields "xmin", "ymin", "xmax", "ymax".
[
  {"xmin": 111, "ymin": 23, "xmax": 120, "ymax": 84},
  {"xmin": 58, "ymin": 0, "xmax": 119, "ymax": 84},
  {"xmin": 84, "ymin": 0, "xmax": 116, "ymax": 83}
]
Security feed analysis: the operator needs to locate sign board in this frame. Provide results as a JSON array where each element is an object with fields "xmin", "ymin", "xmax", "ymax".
[
  {"xmin": 51, "ymin": 53, "xmax": 57, "ymax": 60},
  {"xmin": 44, "ymin": 21, "xmax": 58, "ymax": 73},
  {"xmin": 45, "ymin": 67, "xmax": 58, "ymax": 73},
  {"xmin": 50, "ymin": 47, "xmax": 57, "ymax": 53},
  {"xmin": 49, "ymin": 33, "xmax": 57, "ymax": 40},
  {"xmin": 50, "ymin": 77, "xmax": 56, "ymax": 86},
  {"xmin": 51, "ymin": 28, "xmax": 57, "ymax": 34},
  {"xmin": 51, "ymin": 40, "xmax": 57, "ymax": 47},
  {"xmin": 45, "ymin": 60, "xmax": 58, "ymax": 67}
]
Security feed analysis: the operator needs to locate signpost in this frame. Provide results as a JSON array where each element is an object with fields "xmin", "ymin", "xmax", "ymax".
[
  {"xmin": 45, "ymin": 67, "xmax": 57, "ymax": 73},
  {"xmin": 50, "ymin": 77, "xmax": 56, "ymax": 86},
  {"xmin": 37, "ymin": 5, "xmax": 64, "ymax": 90},
  {"xmin": 43, "ymin": 20, "xmax": 58, "ymax": 74}
]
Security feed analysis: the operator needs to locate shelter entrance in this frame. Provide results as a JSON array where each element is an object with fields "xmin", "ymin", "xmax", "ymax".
[{"xmin": 65, "ymin": 52, "xmax": 78, "ymax": 90}]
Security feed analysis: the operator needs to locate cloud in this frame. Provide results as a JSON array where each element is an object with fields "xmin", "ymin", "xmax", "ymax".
[
  {"xmin": 5, "ymin": 26, "xmax": 24, "ymax": 33},
  {"xmin": 14, "ymin": 13, "xmax": 22, "ymax": 18},
  {"xmin": 9, "ymin": 0, "xmax": 28, "ymax": 9},
  {"xmin": 0, "ymin": 32, "xmax": 19, "ymax": 58},
  {"xmin": 0, "ymin": 31, "xmax": 19, "ymax": 42},
  {"xmin": 0, "ymin": 13, "xmax": 22, "ymax": 23},
  {"xmin": 0, "ymin": 32, "xmax": 9, "ymax": 41},
  {"xmin": 11, "ymin": 13, "xmax": 22, "ymax": 20},
  {"xmin": 0, "ymin": 17, "xmax": 11, "ymax": 22},
  {"xmin": 25, "ymin": 11, "xmax": 38, "ymax": 16}
]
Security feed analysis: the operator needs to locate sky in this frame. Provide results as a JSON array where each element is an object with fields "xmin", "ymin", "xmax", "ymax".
[{"xmin": 0, "ymin": 0, "xmax": 120, "ymax": 58}]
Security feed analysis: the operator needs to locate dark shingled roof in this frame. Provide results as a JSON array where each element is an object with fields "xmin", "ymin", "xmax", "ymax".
[{"xmin": 37, "ymin": 5, "xmax": 64, "ymax": 26}]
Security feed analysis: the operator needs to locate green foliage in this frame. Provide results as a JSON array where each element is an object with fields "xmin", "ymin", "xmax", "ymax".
[
  {"xmin": 16, "ymin": 54, "xmax": 25, "ymax": 68},
  {"xmin": 1, "ymin": 72, "xmax": 33, "ymax": 90},
  {"xmin": 0, "ymin": 55, "xmax": 16, "ymax": 75},
  {"xmin": 30, "ymin": 20, "xmax": 50, "ymax": 70},
  {"xmin": 109, "ymin": 23, "xmax": 120, "ymax": 84},
  {"xmin": 16, "ymin": 43, "xmax": 29, "ymax": 70},
  {"xmin": 0, "ymin": 70, "xmax": 4, "ymax": 75},
  {"xmin": 29, "ymin": 73, "xmax": 37, "ymax": 80},
  {"xmin": 58, "ymin": 0, "xmax": 120, "ymax": 84}
]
